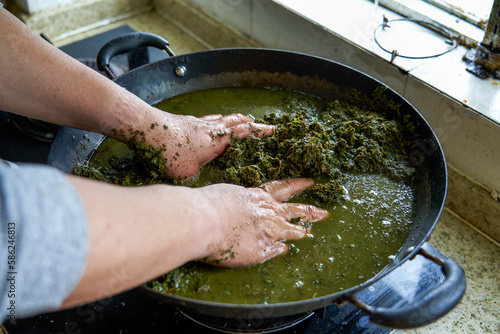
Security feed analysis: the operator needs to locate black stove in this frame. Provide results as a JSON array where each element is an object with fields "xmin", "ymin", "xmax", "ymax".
[
  {"xmin": 1, "ymin": 244, "xmax": 448, "ymax": 334},
  {"xmin": 0, "ymin": 26, "xmax": 451, "ymax": 334}
]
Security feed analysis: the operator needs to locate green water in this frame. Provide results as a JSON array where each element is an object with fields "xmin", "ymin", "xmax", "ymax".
[
  {"xmin": 80, "ymin": 87, "xmax": 415, "ymax": 304},
  {"xmin": 150, "ymin": 172, "xmax": 413, "ymax": 304}
]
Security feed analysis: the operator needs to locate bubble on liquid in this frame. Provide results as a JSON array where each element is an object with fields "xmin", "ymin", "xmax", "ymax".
[{"xmin": 294, "ymin": 281, "xmax": 304, "ymax": 288}]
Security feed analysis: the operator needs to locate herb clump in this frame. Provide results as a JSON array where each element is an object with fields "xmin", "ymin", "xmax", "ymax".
[
  {"xmin": 74, "ymin": 88, "xmax": 416, "ymax": 205},
  {"xmin": 204, "ymin": 91, "xmax": 415, "ymax": 204}
]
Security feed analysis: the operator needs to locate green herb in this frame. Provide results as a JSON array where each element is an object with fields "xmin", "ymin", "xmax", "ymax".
[
  {"xmin": 75, "ymin": 87, "xmax": 417, "ymax": 305},
  {"xmin": 290, "ymin": 244, "xmax": 300, "ymax": 254}
]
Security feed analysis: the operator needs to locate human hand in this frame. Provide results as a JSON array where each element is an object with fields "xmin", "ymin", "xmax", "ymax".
[
  {"xmin": 141, "ymin": 111, "xmax": 275, "ymax": 179},
  {"xmin": 198, "ymin": 178, "xmax": 329, "ymax": 268}
]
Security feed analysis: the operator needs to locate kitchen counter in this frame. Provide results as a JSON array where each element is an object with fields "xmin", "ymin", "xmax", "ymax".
[
  {"xmin": 11, "ymin": 2, "xmax": 500, "ymax": 333},
  {"xmin": 409, "ymin": 210, "xmax": 499, "ymax": 333}
]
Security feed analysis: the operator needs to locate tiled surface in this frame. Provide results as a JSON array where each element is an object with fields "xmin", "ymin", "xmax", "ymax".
[
  {"xmin": 446, "ymin": 166, "xmax": 500, "ymax": 243},
  {"xmin": 403, "ymin": 72, "xmax": 500, "ymax": 196},
  {"xmin": 155, "ymin": 0, "xmax": 259, "ymax": 49},
  {"xmin": 14, "ymin": 0, "xmax": 153, "ymax": 41},
  {"xmin": 408, "ymin": 210, "xmax": 500, "ymax": 334}
]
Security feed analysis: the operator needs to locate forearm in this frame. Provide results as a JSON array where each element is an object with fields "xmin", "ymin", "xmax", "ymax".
[
  {"xmin": 0, "ymin": 10, "xmax": 276, "ymax": 179},
  {"xmin": 0, "ymin": 9, "xmax": 158, "ymax": 138},
  {"xmin": 62, "ymin": 175, "xmax": 217, "ymax": 308},
  {"xmin": 61, "ymin": 176, "xmax": 328, "ymax": 308}
]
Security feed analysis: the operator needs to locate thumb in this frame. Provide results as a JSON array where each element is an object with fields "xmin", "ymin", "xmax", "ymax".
[{"xmin": 260, "ymin": 241, "xmax": 288, "ymax": 263}]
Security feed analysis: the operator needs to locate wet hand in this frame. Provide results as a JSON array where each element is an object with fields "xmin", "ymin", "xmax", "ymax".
[
  {"xmin": 199, "ymin": 178, "xmax": 330, "ymax": 268},
  {"xmin": 145, "ymin": 112, "xmax": 274, "ymax": 179}
]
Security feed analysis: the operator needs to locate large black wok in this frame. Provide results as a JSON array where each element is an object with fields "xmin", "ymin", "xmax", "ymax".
[{"xmin": 48, "ymin": 33, "xmax": 465, "ymax": 329}]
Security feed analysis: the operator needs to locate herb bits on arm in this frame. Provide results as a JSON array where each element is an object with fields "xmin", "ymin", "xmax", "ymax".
[{"xmin": 105, "ymin": 108, "xmax": 275, "ymax": 181}]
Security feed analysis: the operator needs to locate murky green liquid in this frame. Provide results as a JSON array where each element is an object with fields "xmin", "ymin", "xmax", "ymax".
[
  {"xmin": 83, "ymin": 87, "xmax": 414, "ymax": 304},
  {"xmin": 150, "ymin": 173, "xmax": 413, "ymax": 304}
]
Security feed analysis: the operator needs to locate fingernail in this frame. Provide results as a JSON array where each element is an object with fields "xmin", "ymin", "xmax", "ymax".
[{"xmin": 314, "ymin": 208, "xmax": 330, "ymax": 220}]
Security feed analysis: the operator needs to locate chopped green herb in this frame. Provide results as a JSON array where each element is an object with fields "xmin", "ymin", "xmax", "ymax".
[{"xmin": 74, "ymin": 87, "xmax": 416, "ymax": 305}]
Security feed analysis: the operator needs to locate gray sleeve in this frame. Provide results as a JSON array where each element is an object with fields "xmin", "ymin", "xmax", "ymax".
[{"xmin": 0, "ymin": 164, "xmax": 88, "ymax": 322}]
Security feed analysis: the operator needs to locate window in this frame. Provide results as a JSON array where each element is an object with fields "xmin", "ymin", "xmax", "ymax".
[
  {"xmin": 423, "ymin": 0, "xmax": 494, "ymax": 29},
  {"xmin": 377, "ymin": 0, "xmax": 495, "ymax": 44},
  {"xmin": 377, "ymin": 0, "xmax": 499, "ymax": 77}
]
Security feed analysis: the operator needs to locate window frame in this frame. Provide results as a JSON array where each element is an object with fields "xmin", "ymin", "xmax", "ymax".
[
  {"xmin": 376, "ymin": 0, "xmax": 490, "ymax": 46},
  {"xmin": 422, "ymin": 0, "xmax": 492, "ymax": 29}
]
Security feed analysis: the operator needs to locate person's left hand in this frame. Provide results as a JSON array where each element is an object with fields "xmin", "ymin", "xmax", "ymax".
[
  {"xmin": 142, "ymin": 112, "xmax": 275, "ymax": 179},
  {"xmin": 196, "ymin": 178, "xmax": 329, "ymax": 268}
]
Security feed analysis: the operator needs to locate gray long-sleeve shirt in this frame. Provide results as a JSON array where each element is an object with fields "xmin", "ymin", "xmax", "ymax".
[
  {"xmin": 1, "ymin": 4, "xmax": 89, "ymax": 323},
  {"xmin": 0, "ymin": 163, "xmax": 88, "ymax": 324}
]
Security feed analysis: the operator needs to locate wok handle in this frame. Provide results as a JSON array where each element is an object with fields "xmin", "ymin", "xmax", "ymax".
[
  {"xmin": 96, "ymin": 32, "xmax": 175, "ymax": 79},
  {"xmin": 349, "ymin": 245, "xmax": 466, "ymax": 329}
]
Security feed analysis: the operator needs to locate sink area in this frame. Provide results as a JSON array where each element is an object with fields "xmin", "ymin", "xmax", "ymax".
[{"xmin": 5, "ymin": 0, "xmax": 500, "ymax": 332}]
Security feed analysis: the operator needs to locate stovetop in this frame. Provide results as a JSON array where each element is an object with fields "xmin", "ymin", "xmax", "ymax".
[
  {"xmin": 1, "ymin": 244, "xmax": 448, "ymax": 334},
  {"xmin": 0, "ymin": 26, "xmax": 449, "ymax": 334}
]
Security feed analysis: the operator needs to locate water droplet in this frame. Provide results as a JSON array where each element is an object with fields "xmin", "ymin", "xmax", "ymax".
[{"xmin": 294, "ymin": 281, "xmax": 304, "ymax": 288}]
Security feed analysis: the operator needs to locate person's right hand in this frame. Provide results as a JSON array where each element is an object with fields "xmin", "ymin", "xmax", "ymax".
[
  {"xmin": 121, "ymin": 110, "xmax": 275, "ymax": 180},
  {"xmin": 198, "ymin": 178, "xmax": 329, "ymax": 268}
]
